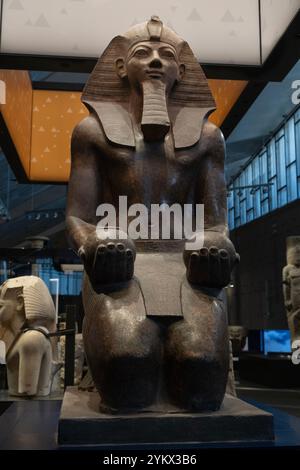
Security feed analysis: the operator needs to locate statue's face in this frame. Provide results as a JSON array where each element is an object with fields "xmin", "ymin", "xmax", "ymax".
[
  {"xmin": 0, "ymin": 297, "xmax": 17, "ymax": 327},
  {"xmin": 229, "ymin": 327, "xmax": 246, "ymax": 341},
  {"xmin": 119, "ymin": 41, "xmax": 184, "ymax": 92},
  {"xmin": 0, "ymin": 289, "xmax": 24, "ymax": 332}
]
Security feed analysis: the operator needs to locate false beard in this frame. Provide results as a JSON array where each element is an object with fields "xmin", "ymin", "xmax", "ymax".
[{"xmin": 141, "ymin": 80, "xmax": 170, "ymax": 142}]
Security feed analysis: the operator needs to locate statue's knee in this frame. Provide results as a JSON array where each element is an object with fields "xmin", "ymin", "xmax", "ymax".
[
  {"xmin": 84, "ymin": 316, "xmax": 162, "ymax": 411},
  {"xmin": 166, "ymin": 320, "xmax": 228, "ymax": 358},
  {"xmin": 85, "ymin": 312, "xmax": 160, "ymax": 358},
  {"xmin": 165, "ymin": 322, "xmax": 229, "ymax": 411}
]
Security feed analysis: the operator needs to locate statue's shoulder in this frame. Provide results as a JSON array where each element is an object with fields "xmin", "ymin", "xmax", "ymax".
[
  {"xmin": 201, "ymin": 120, "xmax": 225, "ymax": 148},
  {"xmin": 17, "ymin": 329, "xmax": 50, "ymax": 352},
  {"xmin": 175, "ymin": 120, "xmax": 224, "ymax": 164},
  {"xmin": 195, "ymin": 119, "xmax": 225, "ymax": 164},
  {"xmin": 71, "ymin": 113, "xmax": 109, "ymax": 153}
]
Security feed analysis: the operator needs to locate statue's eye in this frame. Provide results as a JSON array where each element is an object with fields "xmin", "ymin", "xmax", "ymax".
[
  {"xmin": 133, "ymin": 49, "xmax": 149, "ymax": 59},
  {"xmin": 160, "ymin": 49, "xmax": 176, "ymax": 60}
]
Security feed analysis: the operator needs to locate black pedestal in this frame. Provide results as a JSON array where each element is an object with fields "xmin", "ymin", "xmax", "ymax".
[{"xmin": 58, "ymin": 387, "xmax": 274, "ymax": 447}]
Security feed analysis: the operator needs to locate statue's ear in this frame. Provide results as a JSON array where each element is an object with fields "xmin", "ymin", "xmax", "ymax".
[
  {"xmin": 16, "ymin": 294, "xmax": 24, "ymax": 312},
  {"xmin": 178, "ymin": 64, "xmax": 185, "ymax": 82},
  {"xmin": 115, "ymin": 58, "xmax": 127, "ymax": 79}
]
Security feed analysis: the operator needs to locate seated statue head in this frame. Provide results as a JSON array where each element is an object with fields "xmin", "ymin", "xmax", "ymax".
[
  {"xmin": 82, "ymin": 16, "xmax": 215, "ymax": 146},
  {"xmin": 287, "ymin": 237, "xmax": 300, "ymax": 267},
  {"xmin": 0, "ymin": 276, "xmax": 56, "ymax": 344}
]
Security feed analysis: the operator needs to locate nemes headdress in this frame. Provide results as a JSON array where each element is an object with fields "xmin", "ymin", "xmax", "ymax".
[
  {"xmin": 82, "ymin": 16, "xmax": 216, "ymax": 149},
  {"xmin": 0, "ymin": 276, "xmax": 56, "ymax": 325}
]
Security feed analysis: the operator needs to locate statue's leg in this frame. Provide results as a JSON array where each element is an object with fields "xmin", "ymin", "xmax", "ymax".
[
  {"xmin": 82, "ymin": 275, "xmax": 162, "ymax": 412},
  {"xmin": 164, "ymin": 279, "xmax": 229, "ymax": 411},
  {"xmin": 288, "ymin": 308, "xmax": 300, "ymax": 344}
]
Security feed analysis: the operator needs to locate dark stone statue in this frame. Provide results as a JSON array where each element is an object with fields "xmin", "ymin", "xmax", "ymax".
[{"xmin": 66, "ymin": 16, "xmax": 238, "ymax": 413}]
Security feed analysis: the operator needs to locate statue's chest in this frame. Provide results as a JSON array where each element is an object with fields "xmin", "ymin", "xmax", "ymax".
[
  {"xmin": 107, "ymin": 142, "xmax": 200, "ymax": 174},
  {"xmin": 102, "ymin": 142, "xmax": 200, "ymax": 203}
]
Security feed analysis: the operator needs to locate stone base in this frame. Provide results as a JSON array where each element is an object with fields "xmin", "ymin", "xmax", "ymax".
[{"xmin": 58, "ymin": 387, "xmax": 274, "ymax": 447}]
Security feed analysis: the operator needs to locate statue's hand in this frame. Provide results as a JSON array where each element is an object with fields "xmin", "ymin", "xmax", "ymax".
[
  {"xmin": 183, "ymin": 231, "xmax": 239, "ymax": 288},
  {"xmin": 79, "ymin": 229, "xmax": 136, "ymax": 285}
]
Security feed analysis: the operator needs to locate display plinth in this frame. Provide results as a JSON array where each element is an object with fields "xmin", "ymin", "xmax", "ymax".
[{"xmin": 58, "ymin": 387, "xmax": 274, "ymax": 447}]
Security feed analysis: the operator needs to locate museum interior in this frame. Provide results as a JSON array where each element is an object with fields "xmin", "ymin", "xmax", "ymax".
[{"xmin": 1, "ymin": 0, "xmax": 300, "ymax": 453}]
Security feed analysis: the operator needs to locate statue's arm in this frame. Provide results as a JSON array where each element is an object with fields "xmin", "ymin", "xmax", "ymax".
[
  {"xmin": 66, "ymin": 114, "xmax": 135, "ymax": 285},
  {"xmin": 196, "ymin": 120, "xmax": 228, "ymax": 234},
  {"xmin": 66, "ymin": 115, "xmax": 102, "ymax": 253},
  {"xmin": 183, "ymin": 120, "xmax": 238, "ymax": 287}
]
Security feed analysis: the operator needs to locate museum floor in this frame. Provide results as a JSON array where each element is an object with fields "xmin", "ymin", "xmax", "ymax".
[
  {"xmin": 237, "ymin": 383, "xmax": 300, "ymax": 418},
  {"xmin": 1, "ymin": 381, "xmax": 300, "ymax": 450}
]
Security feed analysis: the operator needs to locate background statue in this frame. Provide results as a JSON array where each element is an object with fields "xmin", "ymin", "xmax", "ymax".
[
  {"xmin": 226, "ymin": 326, "xmax": 248, "ymax": 397},
  {"xmin": 226, "ymin": 341, "xmax": 236, "ymax": 397},
  {"xmin": 0, "ymin": 276, "xmax": 57, "ymax": 396},
  {"xmin": 66, "ymin": 17, "xmax": 238, "ymax": 412},
  {"xmin": 229, "ymin": 325, "xmax": 248, "ymax": 356},
  {"xmin": 283, "ymin": 236, "xmax": 300, "ymax": 347}
]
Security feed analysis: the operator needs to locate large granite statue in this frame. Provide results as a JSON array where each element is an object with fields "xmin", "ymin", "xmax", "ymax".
[
  {"xmin": 66, "ymin": 17, "xmax": 238, "ymax": 412},
  {"xmin": 0, "ymin": 276, "xmax": 57, "ymax": 396},
  {"xmin": 283, "ymin": 236, "xmax": 300, "ymax": 347}
]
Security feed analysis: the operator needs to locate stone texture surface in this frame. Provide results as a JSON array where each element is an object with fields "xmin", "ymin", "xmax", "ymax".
[{"xmin": 58, "ymin": 387, "xmax": 274, "ymax": 446}]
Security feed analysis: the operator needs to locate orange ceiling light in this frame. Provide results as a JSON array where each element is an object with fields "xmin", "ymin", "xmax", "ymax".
[
  {"xmin": 30, "ymin": 90, "xmax": 88, "ymax": 182},
  {"xmin": 208, "ymin": 79, "xmax": 248, "ymax": 127},
  {"xmin": 0, "ymin": 75, "xmax": 247, "ymax": 183},
  {"xmin": 0, "ymin": 70, "xmax": 32, "ymax": 176}
]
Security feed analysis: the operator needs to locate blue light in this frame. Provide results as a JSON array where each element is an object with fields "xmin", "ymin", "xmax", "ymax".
[{"xmin": 264, "ymin": 330, "xmax": 291, "ymax": 354}]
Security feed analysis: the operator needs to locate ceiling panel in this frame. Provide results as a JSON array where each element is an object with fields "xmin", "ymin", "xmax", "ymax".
[
  {"xmin": 1, "ymin": 0, "xmax": 261, "ymax": 65},
  {"xmin": 260, "ymin": 0, "xmax": 300, "ymax": 63}
]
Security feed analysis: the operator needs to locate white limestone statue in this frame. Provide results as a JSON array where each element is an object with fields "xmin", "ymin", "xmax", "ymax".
[
  {"xmin": 0, "ymin": 276, "xmax": 56, "ymax": 396},
  {"xmin": 283, "ymin": 236, "xmax": 300, "ymax": 348}
]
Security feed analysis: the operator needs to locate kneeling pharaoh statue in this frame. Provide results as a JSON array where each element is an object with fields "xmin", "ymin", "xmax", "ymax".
[{"xmin": 66, "ymin": 17, "xmax": 238, "ymax": 412}]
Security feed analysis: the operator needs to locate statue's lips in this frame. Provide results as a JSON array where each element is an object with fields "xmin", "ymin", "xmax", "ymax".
[{"xmin": 146, "ymin": 70, "xmax": 164, "ymax": 79}]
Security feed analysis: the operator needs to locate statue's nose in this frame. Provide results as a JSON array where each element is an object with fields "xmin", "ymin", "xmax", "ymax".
[{"xmin": 149, "ymin": 53, "xmax": 162, "ymax": 68}]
